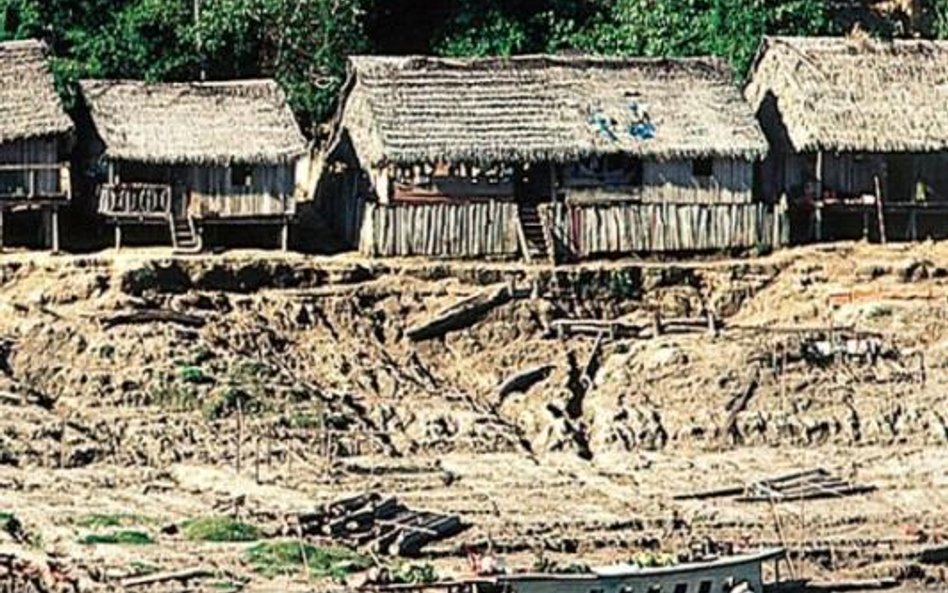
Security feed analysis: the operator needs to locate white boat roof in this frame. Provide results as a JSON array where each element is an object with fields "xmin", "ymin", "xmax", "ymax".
[{"xmin": 499, "ymin": 548, "xmax": 785, "ymax": 582}]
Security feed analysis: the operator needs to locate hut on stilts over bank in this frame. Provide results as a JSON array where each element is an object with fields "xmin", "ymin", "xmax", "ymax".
[
  {"xmin": 78, "ymin": 79, "xmax": 308, "ymax": 252},
  {"xmin": 319, "ymin": 54, "xmax": 777, "ymax": 262},
  {"xmin": 0, "ymin": 40, "xmax": 74, "ymax": 252},
  {"xmin": 746, "ymin": 36, "xmax": 948, "ymax": 244}
]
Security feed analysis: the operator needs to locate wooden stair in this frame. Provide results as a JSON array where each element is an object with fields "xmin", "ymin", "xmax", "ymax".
[
  {"xmin": 517, "ymin": 201, "xmax": 549, "ymax": 262},
  {"xmin": 170, "ymin": 216, "xmax": 202, "ymax": 254}
]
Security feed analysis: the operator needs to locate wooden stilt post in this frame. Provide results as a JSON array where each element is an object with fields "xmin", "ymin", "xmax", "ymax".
[
  {"xmin": 0, "ymin": 208, "xmax": 4, "ymax": 252},
  {"xmin": 114, "ymin": 224, "xmax": 122, "ymax": 251},
  {"xmin": 814, "ymin": 203, "xmax": 823, "ymax": 242},
  {"xmin": 875, "ymin": 175, "xmax": 887, "ymax": 244},
  {"xmin": 51, "ymin": 207, "xmax": 60, "ymax": 253},
  {"xmin": 813, "ymin": 151, "xmax": 824, "ymax": 242},
  {"xmin": 280, "ymin": 219, "xmax": 289, "ymax": 252},
  {"xmin": 910, "ymin": 209, "xmax": 918, "ymax": 241}
]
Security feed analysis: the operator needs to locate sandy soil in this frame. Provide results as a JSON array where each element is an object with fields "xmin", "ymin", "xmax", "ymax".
[{"xmin": 0, "ymin": 242, "xmax": 946, "ymax": 592}]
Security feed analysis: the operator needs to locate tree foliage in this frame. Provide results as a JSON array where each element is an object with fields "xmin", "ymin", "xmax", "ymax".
[
  {"xmin": 0, "ymin": 0, "xmax": 934, "ymax": 133},
  {"xmin": 550, "ymin": 0, "xmax": 832, "ymax": 77}
]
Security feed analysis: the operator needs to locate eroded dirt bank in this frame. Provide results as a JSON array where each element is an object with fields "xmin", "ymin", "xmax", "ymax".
[{"xmin": 0, "ymin": 244, "xmax": 946, "ymax": 593}]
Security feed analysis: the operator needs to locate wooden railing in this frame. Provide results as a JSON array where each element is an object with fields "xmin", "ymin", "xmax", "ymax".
[
  {"xmin": 188, "ymin": 192, "xmax": 295, "ymax": 218},
  {"xmin": 98, "ymin": 183, "xmax": 172, "ymax": 218},
  {"xmin": 0, "ymin": 163, "xmax": 71, "ymax": 201}
]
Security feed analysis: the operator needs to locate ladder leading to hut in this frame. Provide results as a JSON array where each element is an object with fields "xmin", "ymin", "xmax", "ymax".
[
  {"xmin": 170, "ymin": 216, "xmax": 202, "ymax": 254},
  {"xmin": 517, "ymin": 201, "xmax": 549, "ymax": 262}
]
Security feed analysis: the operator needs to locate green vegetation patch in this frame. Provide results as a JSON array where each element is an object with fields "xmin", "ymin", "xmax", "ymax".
[
  {"xmin": 392, "ymin": 563, "xmax": 438, "ymax": 585},
  {"xmin": 75, "ymin": 513, "xmax": 152, "ymax": 529},
  {"xmin": 246, "ymin": 540, "xmax": 371, "ymax": 579},
  {"xmin": 179, "ymin": 365, "xmax": 214, "ymax": 384},
  {"xmin": 183, "ymin": 516, "xmax": 262, "ymax": 542},
  {"xmin": 79, "ymin": 530, "xmax": 154, "ymax": 545}
]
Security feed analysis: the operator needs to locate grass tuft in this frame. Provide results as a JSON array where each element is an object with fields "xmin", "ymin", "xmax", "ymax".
[
  {"xmin": 76, "ymin": 513, "xmax": 151, "ymax": 529},
  {"xmin": 182, "ymin": 516, "xmax": 262, "ymax": 542},
  {"xmin": 79, "ymin": 530, "xmax": 154, "ymax": 545},
  {"xmin": 246, "ymin": 540, "xmax": 371, "ymax": 579}
]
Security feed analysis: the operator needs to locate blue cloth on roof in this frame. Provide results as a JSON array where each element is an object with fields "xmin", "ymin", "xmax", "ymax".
[{"xmin": 630, "ymin": 121, "xmax": 656, "ymax": 140}]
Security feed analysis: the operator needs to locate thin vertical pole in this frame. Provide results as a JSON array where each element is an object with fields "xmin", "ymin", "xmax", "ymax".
[
  {"xmin": 0, "ymin": 208, "xmax": 4, "ymax": 252},
  {"xmin": 51, "ymin": 207, "xmax": 60, "ymax": 253},
  {"xmin": 195, "ymin": 0, "xmax": 206, "ymax": 81}
]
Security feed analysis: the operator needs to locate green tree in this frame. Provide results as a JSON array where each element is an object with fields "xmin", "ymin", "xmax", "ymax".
[
  {"xmin": 0, "ymin": 0, "xmax": 366, "ymax": 131},
  {"xmin": 550, "ymin": 0, "xmax": 830, "ymax": 78},
  {"xmin": 193, "ymin": 0, "xmax": 368, "ymax": 132}
]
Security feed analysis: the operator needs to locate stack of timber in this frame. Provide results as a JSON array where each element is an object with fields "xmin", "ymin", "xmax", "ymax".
[
  {"xmin": 540, "ymin": 201, "xmax": 779, "ymax": 258},
  {"xmin": 359, "ymin": 200, "xmax": 520, "ymax": 258},
  {"xmin": 674, "ymin": 468, "xmax": 876, "ymax": 502},
  {"xmin": 297, "ymin": 492, "xmax": 466, "ymax": 557},
  {"xmin": 547, "ymin": 315, "xmax": 719, "ymax": 340}
]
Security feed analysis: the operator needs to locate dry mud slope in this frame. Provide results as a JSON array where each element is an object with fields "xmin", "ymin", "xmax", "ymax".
[{"xmin": 0, "ymin": 244, "xmax": 946, "ymax": 593}]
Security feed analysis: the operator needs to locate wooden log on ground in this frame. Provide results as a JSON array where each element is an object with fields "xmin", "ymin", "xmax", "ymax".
[
  {"xmin": 406, "ymin": 284, "xmax": 512, "ymax": 341},
  {"xmin": 672, "ymin": 485, "xmax": 746, "ymax": 501},
  {"xmin": 122, "ymin": 567, "xmax": 215, "ymax": 588},
  {"xmin": 100, "ymin": 309, "xmax": 206, "ymax": 329},
  {"xmin": 495, "ymin": 364, "xmax": 554, "ymax": 399},
  {"xmin": 387, "ymin": 514, "xmax": 465, "ymax": 557},
  {"xmin": 802, "ymin": 577, "xmax": 898, "ymax": 592}
]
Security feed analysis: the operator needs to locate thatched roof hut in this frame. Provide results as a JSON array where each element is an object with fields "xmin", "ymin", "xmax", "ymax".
[
  {"xmin": 337, "ymin": 54, "xmax": 767, "ymax": 167},
  {"xmin": 745, "ymin": 36, "xmax": 948, "ymax": 154},
  {"xmin": 0, "ymin": 39, "xmax": 73, "ymax": 145},
  {"xmin": 79, "ymin": 79, "xmax": 307, "ymax": 166}
]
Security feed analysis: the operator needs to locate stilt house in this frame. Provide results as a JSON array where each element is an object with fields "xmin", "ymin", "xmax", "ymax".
[
  {"xmin": 0, "ymin": 39, "xmax": 74, "ymax": 251},
  {"xmin": 79, "ymin": 79, "xmax": 307, "ymax": 252},
  {"xmin": 746, "ymin": 36, "xmax": 948, "ymax": 242},
  {"xmin": 321, "ymin": 55, "xmax": 773, "ymax": 261}
]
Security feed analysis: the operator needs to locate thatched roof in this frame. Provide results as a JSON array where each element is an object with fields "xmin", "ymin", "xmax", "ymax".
[
  {"xmin": 746, "ymin": 36, "xmax": 948, "ymax": 153},
  {"xmin": 336, "ymin": 54, "xmax": 767, "ymax": 167},
  {"xmin": 79, "ymin": 79, "xmax": 306, "ymax": 165},
  {"xmin": 0, "ymin": 39, "xmax": 73, "ymax": 145}
]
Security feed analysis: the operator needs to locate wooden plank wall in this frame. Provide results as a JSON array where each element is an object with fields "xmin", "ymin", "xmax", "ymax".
[
  {"xmin": 641, "ymin": 159, "xmax": 754, "ymax": 204},
  {"xmin": 359, "ymin": 200, "xmax": 520, "ymax": 258},
  {"xmin": 566, "ymin": 158, "xmax": 754, "ymax": 205},
  {"xmin": 189, "ymin": 193, "xmax": 293, "ymax": 218},
  {"xmin": 540, "ymin": 202, "xmax": 777, "ymax": 257},
  {"xmin": 0, "ymin": 138, "xmax": 60, "ymax": 194}
]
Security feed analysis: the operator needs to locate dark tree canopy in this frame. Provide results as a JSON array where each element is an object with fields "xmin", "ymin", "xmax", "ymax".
[{"xmin": 0, "ymin": 0, "xmax": 936, "ymax": 135}]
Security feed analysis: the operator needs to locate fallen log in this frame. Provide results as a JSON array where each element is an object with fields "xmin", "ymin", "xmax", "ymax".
[
  {"xmin": 920, "ymin": 544, "xmax": 948, "ymax": 564},
  {"xmin": 100, "ymin": 309, "xmax": 206, "ymax": 329},
  {"xmin": 122, "ymin": 567, "xmax": 215, "ymax": 588},
  {"xmin": 801, "ymin": 577, "xmax": 898, "ymax": 592},
  {"xmin": 495, "ymin": 364, "xmax": 554, "ymax": 399},
  {"xmin": 672, "ymin": 485, "xmax": 746, "ymax": 501},
  {"xmin": 387, "ymin": 515, "xmax": 465, "ymax": 557},
  {"xmin": 406, "ymin": 284, "xmax": 512, "ymax": 341}
]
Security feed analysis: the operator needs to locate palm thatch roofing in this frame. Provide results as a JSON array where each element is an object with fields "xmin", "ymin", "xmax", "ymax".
[
  {"xmin": 336, "ymin": 54, "xmax": 767, "ymax": 167},
  {"xmin": 79, "ymin": 79, "xmax": 307, "ymax": 165},
  {"xmin": 746, "ymin": 36, "xmax": 948, "ymax": 153},
  {"xmin": 0, "ymin": 39, "xmax": 73, "ymax": 145}
]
